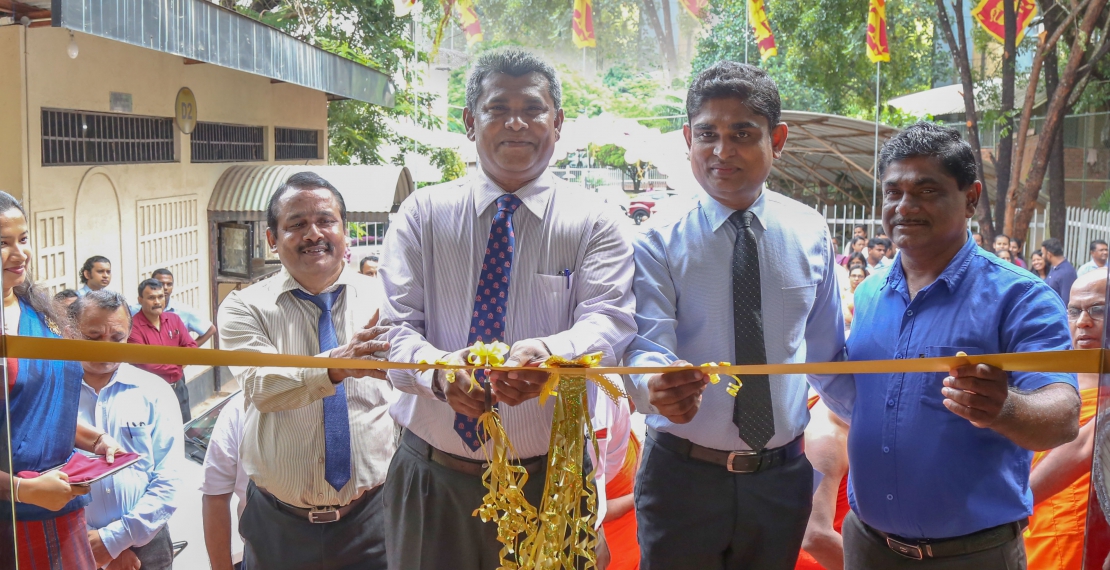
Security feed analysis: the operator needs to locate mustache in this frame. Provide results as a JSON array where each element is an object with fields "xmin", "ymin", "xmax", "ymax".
[
  {"xmin": 890, "ymin": 217, "xmax": 929, "ymax": 226},
  {"xmin": 299, "ymin": 240, "xmax": 333, "ymax": 253}
]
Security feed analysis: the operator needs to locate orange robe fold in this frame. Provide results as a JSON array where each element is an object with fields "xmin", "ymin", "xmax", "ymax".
[
  {"xmin": 604, "ymin": 433, "xmax": 641, "ymax": 570},
  {"xmin": 1025, "ymin": 387, "xmax": 1099, "ymax": 570}
]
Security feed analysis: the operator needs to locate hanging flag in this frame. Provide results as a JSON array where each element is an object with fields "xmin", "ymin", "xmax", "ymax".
[
  {"xmin": 680, "ymin": 0, "xmax": 709, "ymax": 19},
  {"xmin": 430, "ymin": 0, "xmax": 457, "ymax": 58},
  {"xmin": 394, "ymin": 0, "xmax": 417, "ymax": 17},
  {"xmin": 748, "ymin": 0, "xmax": 778, "ymax": 60},
  {"xmin": 866, "ymin": 0, "xmax": 890, "ymax": 62},
  {"xmin": 457, "ymin": 0, "xmax": 484, "ymax": 45},
  {"xmin": 971, "ymin": 0, "xmax": 1038, "ymax": 43},
  {"xmin": 572, "ymin": 0, "xmax": 596, "ymax": 48}
]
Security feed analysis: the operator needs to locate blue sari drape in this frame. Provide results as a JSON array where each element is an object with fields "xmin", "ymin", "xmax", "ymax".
[{"xmin": 1, "ymin": 297, "xmax": 89, "ymax": 521}]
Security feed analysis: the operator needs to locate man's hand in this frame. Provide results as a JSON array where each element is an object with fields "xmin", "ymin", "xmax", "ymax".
[
  {"xmin": 488, "ymin": 339, "xmax": 549, "ymax": 406},
  {"xmin": 942, "ymin": 363, "xmax": 1010, "ymax": 428},
  {"xmin": 20, "ymin": 471, "xmax": 87, "ymax": 511},
  {"xmin": 596, "ymin": 527, "xmax": 610, "ymax": 570},
  {"xmin": 439, "ymin": 347, "xmax": 489, "ymax": 419},
  {"xmin": 94, "ymin": 434, "xmax": 123, "ymax": 464},
  {"xmin": 88, "ymin": 529, "xmax": 114, "ymax": 568},
  {"xmin": 327, "ymin": 310, "xmax": 391, "ymax": 383},
  {"xmin": 647, "ymin": 361, "xmax": 709, "ymax": 424},
  {"xmin": 105, "ymin": 548, "xmax": 141, "ymax": 570}
]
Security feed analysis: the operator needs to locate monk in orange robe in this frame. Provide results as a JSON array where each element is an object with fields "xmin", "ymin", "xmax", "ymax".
[{"xmin": 1025, "ymin": 269, "xmax": 1104, "ymax": 570}]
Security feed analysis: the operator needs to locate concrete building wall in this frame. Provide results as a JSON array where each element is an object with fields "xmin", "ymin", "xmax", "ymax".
[
  {"xmin": 0, "ymin": 26, "xmax": 27, "ymax": 201},
  {"xmin": 0, "ymin": 26, "xmax": 328, "ymax": 324}
]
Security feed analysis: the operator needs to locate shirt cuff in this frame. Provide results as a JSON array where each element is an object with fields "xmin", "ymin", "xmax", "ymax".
[
  {"xmin": 97, "ymin": 525, "xmax": 130, "ymax": 560},
  {"xmin": 536, "ymin": 333, "xmax": 575, "ymax": 361},
  {"xmin": 307, "ymin": 354, "xmax": 338, "ymax": 396}
]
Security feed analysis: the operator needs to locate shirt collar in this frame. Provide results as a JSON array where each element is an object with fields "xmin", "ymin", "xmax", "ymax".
[
  {"xmin": 133, "ymin": 310, "xmax": 162, "ymax": 329},
  {"xmin": 83, "ymin": 362, "xmax": 143, "ymax": 392},
  {"xmin": 885, "ymin": 230, "xmax": 979, "ymax": 293},
  {"xmin": 698, "ymin": 187, "xmax": 768, "ymax": 233},
  {"xmin": 278, "ymin": 265, "xmax": 356, "ymax": 297},
  {"xmin": 473, "ymin": 168, "xmax": 554, "ymax": 220}
]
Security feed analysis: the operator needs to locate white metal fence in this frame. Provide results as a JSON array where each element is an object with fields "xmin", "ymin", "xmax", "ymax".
[
  {"xmin": 816, "ymin": 203, "xmax": 1110, "ymax": 263},
  {"xmin": 550, "ymin": 167, "xmax": 669, "ymax": 190}
]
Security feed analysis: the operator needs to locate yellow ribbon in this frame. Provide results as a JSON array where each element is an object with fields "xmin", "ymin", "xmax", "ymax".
[{"xmin": 2, "ymin": 336, "xmax": 1104, "ymax": 377}]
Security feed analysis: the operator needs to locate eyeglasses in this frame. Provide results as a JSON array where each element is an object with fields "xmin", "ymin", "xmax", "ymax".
[{"xmin": 1067, "ymin": 304, "xmax": 1106, "ymax": 321}]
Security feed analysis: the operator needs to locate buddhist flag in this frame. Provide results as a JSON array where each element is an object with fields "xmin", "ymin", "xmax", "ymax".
[
  {"xmin": 680, "ymin": 0, "xmax": 709, "ymax": 19},
  {"xmin": 572, "ymin": 0, "xmax": 596, "ymax": 48},
  {"xmin": 971, "ymin": 0, "xmax": 1038, "ymax": 43},
  {"xmin": 457, "ymin": 0, "xmax": 483, "ymax": 45},
  {"xmin": 866, "ymin": 0, "xmax": 890, "ymax": 62},
  {"xmin": 748, "ymin": 0, "xmax": 778, "ymax": 60},
  {"xmin": 394, "ymin": 0, "xmax": 417, "ymax": 17}
]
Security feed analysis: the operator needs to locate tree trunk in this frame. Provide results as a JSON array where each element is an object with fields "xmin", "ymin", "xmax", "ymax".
[
  {"xmin": 992, "ymin": 0, "xmax": 1018, "ymax": 233},
  {"xmin": 641, "ymin": 0, "xmax": 680, "ymax": 81},
  {"xmin": 1008, "ymin": 0, "xmax": 1109, "ymax": 237},
  {"xmin": 934, "ymin": 0, "xmax": 995, "ymax": 238},
  {"xmin": 1042, "ymin": 5, "xmax": 1067, "ymax": 239}
]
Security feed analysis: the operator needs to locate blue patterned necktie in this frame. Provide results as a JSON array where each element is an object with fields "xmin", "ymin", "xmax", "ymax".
[
  {"xmin": 456, "ymin": 193, "xmax": 523, "ymax": 451},
  {"xmin": 291, "ymin": 286, "xmax": 351, "ymax": 491}
]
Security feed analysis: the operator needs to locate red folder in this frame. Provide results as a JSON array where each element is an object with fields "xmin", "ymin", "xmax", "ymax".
[{"xmin": 18, "ymin": 452, "xmax": 142, "ymax": 484}]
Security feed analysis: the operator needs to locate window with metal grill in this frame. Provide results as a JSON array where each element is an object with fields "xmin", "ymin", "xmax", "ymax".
[
  {"xmin": 41, "ymin": 109, "xmax": 175, "ymax": 166},
  {"xmin": 274, "ymin": 127, "xmax": 320, "ymax": 160},
  {"xmin": 191, "ymin": 122, "xmax": 265, "ymax": 162}
]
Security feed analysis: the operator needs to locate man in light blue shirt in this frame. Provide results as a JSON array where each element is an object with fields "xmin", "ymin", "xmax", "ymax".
[
  {"xmin": 624, "ymin": 61, "xmax": 854, "ymax": 570},
  {"xmin": 129, "ymin": 268, "xmax": 217, "ymax": 346},
  {"xmin": 70, "ymin": 290, "xmax": 185, "ymax": 570}
]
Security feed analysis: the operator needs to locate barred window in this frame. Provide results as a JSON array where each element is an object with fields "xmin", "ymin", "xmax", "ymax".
[
  {"xmin": 191, "ymin": 122, "xmax": 265, "ymax": 162},
  {"xmin": 274, "ymin": 127, "xmax": 320, "ymax": 160},
  {"xmin": 41, "ymin": 109, "xmax": 175, "ymax": 166}
]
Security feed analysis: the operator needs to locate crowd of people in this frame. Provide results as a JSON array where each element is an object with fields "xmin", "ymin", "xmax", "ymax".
[{"xmin": 0, "ymin": 49, "xmax": 1105, "ymax": 570}]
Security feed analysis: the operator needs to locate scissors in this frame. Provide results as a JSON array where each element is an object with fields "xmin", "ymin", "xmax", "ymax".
[{"xmin": 482, "ymin": 371, "xmax": 493, "ymax": 413}]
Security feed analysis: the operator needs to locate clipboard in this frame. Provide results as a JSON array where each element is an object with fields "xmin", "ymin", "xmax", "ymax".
[{"xmin": 40, "ymin": 453, "xmax": 144, "ymax": 486}]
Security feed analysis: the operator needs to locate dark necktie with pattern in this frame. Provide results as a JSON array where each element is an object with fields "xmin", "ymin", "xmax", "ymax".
[
  {"xmin": 729, "ymin": 210, "xmax": 776, "ymax": 451},
  {"xmin": 456, "ymin": 193, "xmax": 523, "ymax": 451},
  {"xmin": 290, "ymin": 286, "xmax": 351, "ymax": 491}
]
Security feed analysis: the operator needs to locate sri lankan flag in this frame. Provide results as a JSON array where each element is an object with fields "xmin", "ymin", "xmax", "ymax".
[
  {"xmin": 572, "ymin": 0, "xmax": 596, "ymax": 48},
  {"xmin": 457, "ymin": 0, "xmax": 483, "ymax": 45},
  {"xmin": 866, "ymin": 0, "xmax": 890, "ymax": 62},
  {"xmin": 748, "ymin": 0, "xmax": 778, "ymax": 60},
  {"xmin": 680, "ymin": 0, "xmax": 709, "ymax": 19}
]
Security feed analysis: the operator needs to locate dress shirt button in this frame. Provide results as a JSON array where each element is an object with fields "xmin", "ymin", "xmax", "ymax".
[
  {"xmin": 906, "ymin": 310, "xmax": 914, "ymax": 316},
  {"xmin": 886, "ymin": 494, "xmax": 894, "ymax": 501},
  {"xmin": 887, "ymin": 399, "xmax": 895, "ymax": 406},
  {"xmin": 894, "ymin": 354, "xmax": 902, "ymax": 359},
  {"xmin": 319, "ymin": 457, "xmax": 325, "ymax": 464},
  {"xmin": 883, "ymin": 446, "xmax": 890, "ymax": 453},
  {"xmin": 318, "ymin": 493, "xmax": 323, "ymax": 499}
]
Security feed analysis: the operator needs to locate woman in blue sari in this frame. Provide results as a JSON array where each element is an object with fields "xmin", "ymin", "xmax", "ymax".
[{"xmin": 1, "ymin": 190, "xmax": 121, "ymax": 569}]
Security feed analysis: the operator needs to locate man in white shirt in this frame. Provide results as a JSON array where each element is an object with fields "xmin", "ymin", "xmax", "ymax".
[
  {"xmin": 218, "ymin": 171, "xmax": 395, "ymax": 570},
  {"xmin": 865, "ymin": 236, "xmax": 891, "ymax": 273},
  {"xmin": 200, "ymin": 391, "xmax": 248, "ymax": 570},
  {"xmin": 379, "ymin": 48, "xmax": 636, "ymax": 570},
  {"xmin": 69, "ymin": 290, "xmax": 185, "ymax": 570},
  {"xmin": 1077, "ymin": 239, "xmax": 1108, "ymax": 276}
]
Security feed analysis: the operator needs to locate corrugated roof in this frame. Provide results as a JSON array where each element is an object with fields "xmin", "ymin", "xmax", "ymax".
[{"xmin": 208, "ymin": 165, "xmax": 414, "ymax": 223}]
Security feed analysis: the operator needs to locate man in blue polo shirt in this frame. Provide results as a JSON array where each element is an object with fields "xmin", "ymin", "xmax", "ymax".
[{"xmin": 843, "ymin": 122, "xmax": 1081, "ymax": 568}]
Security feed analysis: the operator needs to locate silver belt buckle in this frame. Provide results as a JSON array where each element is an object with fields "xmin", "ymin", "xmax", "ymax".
[
  {"xmin": 726, "ymin": 450, "xmax": 759, "ymax": 473},
  {"xmin": 308, "ymin": 506, "xmax": 340, "ymax": 524},
  {"xmin": 886, "ymin": 537, "xmax": 924, "ymax": 560}
]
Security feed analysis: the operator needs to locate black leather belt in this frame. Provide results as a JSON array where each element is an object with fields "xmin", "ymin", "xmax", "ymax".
[
  {"xmin": 647, "ymin": 427, "xmax": 804, "ymax": 473},
  {"xmin": 861, "ymin": 518, "xmax": 1027, "ymax": 560},
  {"xmin": 255, "ymin": 483, "xmax": 373, "ymax": 524},
  {"xmin": 402, "ymin": 429, "xmax": 546, "ymax": 477}
]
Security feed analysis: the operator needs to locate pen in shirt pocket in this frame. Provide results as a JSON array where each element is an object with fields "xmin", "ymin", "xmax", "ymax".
[{"xmin": 561, "ymin": 268, "xmax": 572, "ymax": 289}]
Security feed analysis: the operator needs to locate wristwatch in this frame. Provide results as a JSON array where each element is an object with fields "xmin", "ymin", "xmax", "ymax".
[{"xmin": 431, "ymin": 370, "xmax": 448, "ymax": 402}]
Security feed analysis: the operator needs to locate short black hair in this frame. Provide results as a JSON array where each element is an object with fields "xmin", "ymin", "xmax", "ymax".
[
  {"xmin": 54, "ymin": 289, "xmax": 78, "ymax": 302},
  {"xmin": 854, "ymin": 224, "xmax": 868, "ymax": 232},
  {"xmin": 1042, "ymin": 237, "xmax": 1065, "ymax": 257},
  {"xmin": 1091, "ymin": 239, "xmax": 1108, "ymax": 251},
  {"xmin": 995, "ymin": 234, "xmax": 1010, "ymax": 242},
  {"xmin": 878, "ymin": 122, "xmax": 978, "ymax": 189},
  {"xmin": 80, "ymin": 256, "xmax": 111, "ymax": 284},
  {"xmin": 465, "ymin": 48, "xmax": 561, "ymax": 112},
  {"xmin": 972, "ymin": 232, "xmax": 984, "ymax": 239},
  {"xmin": 68, "ymin": 289, "xmax": 131, "ymax": 331},
  {"xmin": 850, "ymin": 236, "xmax": 867, "ymax": 247},
  {"xmin": 151, "ymin": 268, "xmax": 173, "ymax": 279},
  {"xmin": 686, "ymin": 61, "xmax": 782, "ymax": 131},
  {"xmin": 847, "ymin": 252, "xmax": 868, "ymax": 269},
  {"xmin": 1011, "ymin": 237, "xmax": 1023, "ymax": 247},
  {"xmin": 867, "ymin": 237, "xmax": 892, "ymax": 249},
  {"xmin": 137, "ymin": 278, "xmax": 164, "ymax": 298},
  {"xmin": 267, "ymin": 171, "xmax": 347, "ymax": 233},
  {"xmin": 359, "ymin": 255, "xmax": 379, "ymax": 269}
]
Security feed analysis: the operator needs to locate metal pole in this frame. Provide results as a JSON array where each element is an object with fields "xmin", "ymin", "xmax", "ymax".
[
  {"xmin": 870, "ymin": 61, "xmax": 881, "ymax": 235},
  {"xmin": 744, "ymin": 0, "xmax": 750, "ymax": 64}
]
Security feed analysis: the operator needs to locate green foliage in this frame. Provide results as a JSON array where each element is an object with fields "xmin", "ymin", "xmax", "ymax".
[
  {"xmin": 448, "ymin": 67, "xmax": 467, "ymax": 134},
  {"xmin": 590, "ymin": 143, "xmax": 650, "ymax": 191},
  {"xmin": 692, "ymin": 0, "xmax": 948, "ymax": 117}
]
